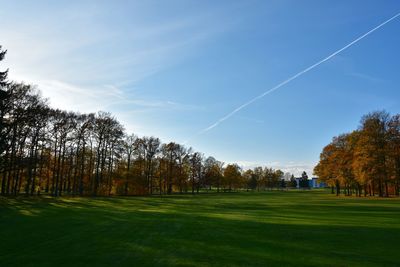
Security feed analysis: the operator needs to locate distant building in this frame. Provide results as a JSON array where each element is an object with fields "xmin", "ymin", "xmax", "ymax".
[
  {"xmin": 294, "ymin": 177, "xmax": 326, "ymax": 188},
  {"xmin": 310, "ymin": 177, "xmax": 326, "ymax": 188}
]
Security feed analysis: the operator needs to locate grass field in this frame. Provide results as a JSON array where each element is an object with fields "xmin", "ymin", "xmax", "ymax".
[{"xmin": 1, "ymin": 190, "xmax": 400, "ymax": 267}]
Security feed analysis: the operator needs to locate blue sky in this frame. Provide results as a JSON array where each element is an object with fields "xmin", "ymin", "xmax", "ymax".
[{"xmin": 1, "ymin": 0, "xmax": 400, "ymax": 175}]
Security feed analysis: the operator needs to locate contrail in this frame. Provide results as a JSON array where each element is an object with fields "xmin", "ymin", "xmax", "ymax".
[{"xmin": 185, "ymin": 12, "xmax": 400, "ymax": 144}]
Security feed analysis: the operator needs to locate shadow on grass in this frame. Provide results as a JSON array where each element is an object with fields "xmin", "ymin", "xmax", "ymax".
[{"xmin": 0, "ymin": 192, "xmax": 399, "ymax": 267}]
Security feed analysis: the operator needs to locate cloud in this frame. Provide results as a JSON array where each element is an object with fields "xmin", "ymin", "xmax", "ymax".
[
  {"xmin": 234, "ymin": 160, "xmax": 316, "ymax": 177},
  {"xmin": 1, "ymin": 2, "xmax": 236, "ymax": 140},
  {"xmin": 10, "ymin": 76, "xmax": 201, "ymax": 115},
  {"xmin": 348, "ymin": 72, "xmax": 386, "ymax": 83},
  {"xmin": 23, "ymin": 78, "xmax": 122, "ymax": 113}
]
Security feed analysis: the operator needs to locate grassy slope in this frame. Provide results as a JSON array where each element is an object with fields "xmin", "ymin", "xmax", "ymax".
[{"xmin": 1, "ymin": 190, "xmax": 399, "ymax": 267}]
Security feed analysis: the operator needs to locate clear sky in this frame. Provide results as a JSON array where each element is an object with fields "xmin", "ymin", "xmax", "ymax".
[{"xmin": 1, "ymin": 0, "xmax": 400, "ymax": 175}]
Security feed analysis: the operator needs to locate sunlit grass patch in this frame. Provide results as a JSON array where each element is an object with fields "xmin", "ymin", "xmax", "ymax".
[{"xmin": 1, "ymin": 190, "xmax": 399, "ymax": 267}]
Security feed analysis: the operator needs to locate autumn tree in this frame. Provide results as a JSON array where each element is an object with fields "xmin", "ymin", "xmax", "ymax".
[
  {"xmin": 315, "ymin": 111, "xmax": 400, "ymax": 197},
  {"xmin": 243, "ymin": 169, "xmax": 257, "ymax": 190},
  {"xmin": 354, "ymin": 111, "xmax": 390, "ymax": 197},
  {"xmin": 204, "ymin": 156, "xmax": 223, "ymax": 192},
  {"xmin": 253, "ymin": 166, "xmax": 264, "ymax": 191},
  {"xmin": 142, "ymin": 136, "xmax": 160, "ymax": 194},
  {"xmin": 189, "ymin": 151, "xmax": 203, "ymax": 194},
  {"xmin": 223, "ymin": 164, "xmax": 242, "ymax": 191},
  {"xmin": 122, "ymin": 134, "xmax": 137, "ymax": 195},
  {"xmin": 388, "ymin": 115, "xmax": 400, "ymax": 195}
]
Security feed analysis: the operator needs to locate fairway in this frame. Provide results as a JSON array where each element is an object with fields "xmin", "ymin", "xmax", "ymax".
[{"xmin": 1, "ymin": 191, "xmax": 400, "ymax": 267}]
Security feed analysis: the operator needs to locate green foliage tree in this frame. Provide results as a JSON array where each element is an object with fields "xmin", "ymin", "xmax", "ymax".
[
  {"xmin": 300, "ymin": 171, "xmax": 309, "ymax": 188},
  {"xmin": 288, "ymin": 174, "xmax": 297, "ymax": 188},
  {"xmin": 279, "ymin": 178, "xmax": 286, "ymax": 189}
]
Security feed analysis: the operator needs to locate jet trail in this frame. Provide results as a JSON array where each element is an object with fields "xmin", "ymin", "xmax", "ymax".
[{"xmin": 185, "ymin": 12, "xmax": 400, "ymax": 143}]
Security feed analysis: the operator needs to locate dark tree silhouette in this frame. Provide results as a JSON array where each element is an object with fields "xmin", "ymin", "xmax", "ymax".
[{"xmin": 300, "ymin": 171, "xmax": 309, "ymax": 188}]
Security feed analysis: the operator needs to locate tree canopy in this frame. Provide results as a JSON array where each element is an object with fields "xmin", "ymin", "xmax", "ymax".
[{"xmin": 314, "ymin": 111, "xmax": 400, "ymax": 197}]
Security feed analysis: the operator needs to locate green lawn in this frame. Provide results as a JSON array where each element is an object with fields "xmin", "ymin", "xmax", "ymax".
[{"xmin": 1, "ymin": 190, "xmax": 399, "ymax": 267}]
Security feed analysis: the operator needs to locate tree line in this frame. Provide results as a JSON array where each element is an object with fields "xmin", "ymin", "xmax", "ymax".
[
  {"xmin": 0, "ymin": 46, "xmax": 295, "ymax": 197},
  {"xmin": 314, "ymin": 111, "xmax": 400, "ymax": 197}
]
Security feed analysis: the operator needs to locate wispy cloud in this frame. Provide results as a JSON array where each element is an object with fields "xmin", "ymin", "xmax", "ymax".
[
  {"xmin": 14, "ymin": 77, "xmax": 202, "ymax": 115},
  {"xmin": 19, "ymin": 78, "xmax": 123, "ymax": 113},
  {"xmin": 347, "ymin": 72, "xmax": 386, "ymax": 83},
  {"xmin": 1, "ymin": 2, "xmax": 237, "ymax": 137}
]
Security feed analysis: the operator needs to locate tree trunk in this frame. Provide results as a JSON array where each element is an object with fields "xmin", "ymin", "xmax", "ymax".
[
  {"xmin": 79, "ymin": 143, "xmax": 86, "ymax": 196},
  {"xmin": 385, "ymin": 181, "xmax": 389, "ymax": 197},
  {"xmin": 335, "ymin": 180, "xmax": 340, "ymax": 196},
  {"xmin": 30, "ymin": 143, "xmax": 39, "ymax": 195}
]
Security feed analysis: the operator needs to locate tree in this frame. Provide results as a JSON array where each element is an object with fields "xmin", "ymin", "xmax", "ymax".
[
  {"xmin": 0, "ymin": 46, "xmax": 10, "ymax": 179},
  {"xmin": 142, "ymin": 136, "xmax": 160, "ymax": 194},
  {"xmin": 123, "ymin": 134, "xmax": 137, "ymax": 195},
  {"xmin": 388, "ymin": 115, "xmax": 400, "ymax": 196},
  {"xmin": 223, "ymin": 164, "xmax": 242, "ymax": 191},
  {"xmin": 300, "ymin": 171, "xmax": 309, "ymax": 188},
  {"xmin": 335, "ymin": 133, "xmax": 358, "ymax": 196},
  {"xmin": 274, "ymin": 170, "xmax": 284, "ymax": 189},
  {"xmin": 189, "ymin": 151, "xmax": 203, "ymax": 194},
  {"xmin": 161, "ymin": 142, "xmax": 181, "ymax": 194},
  {"xmin": 315, "ymin": 110, "xmax": 400, "ymax": 197},
  {"xmin": 204, "ymin": 156, "xmax": 223, "ymax": 192},
  {"xmin": 92, "ymin": 111, "xmax": 124, "ymax": 196},
  {"xmin": 288, "ymin": 174, "xmax": 297, "ymax": 188},
  {"xmin": 243, "ymin": 169, "xmax": 257, "ymax": 191},
  {"xmin": 253, "ymin": 166, "xmax": 264, "ymax": 191},
  {"xmin": 354, "ymin": 111, "xmax": 390, "ymax": 197},
  {"xmin": 280, "ymin": 178, "xmax": 286, "ymax": 189},
  {"xmin": 0, "ymin": 46, "xmax": 8, "ymax": 87}
]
